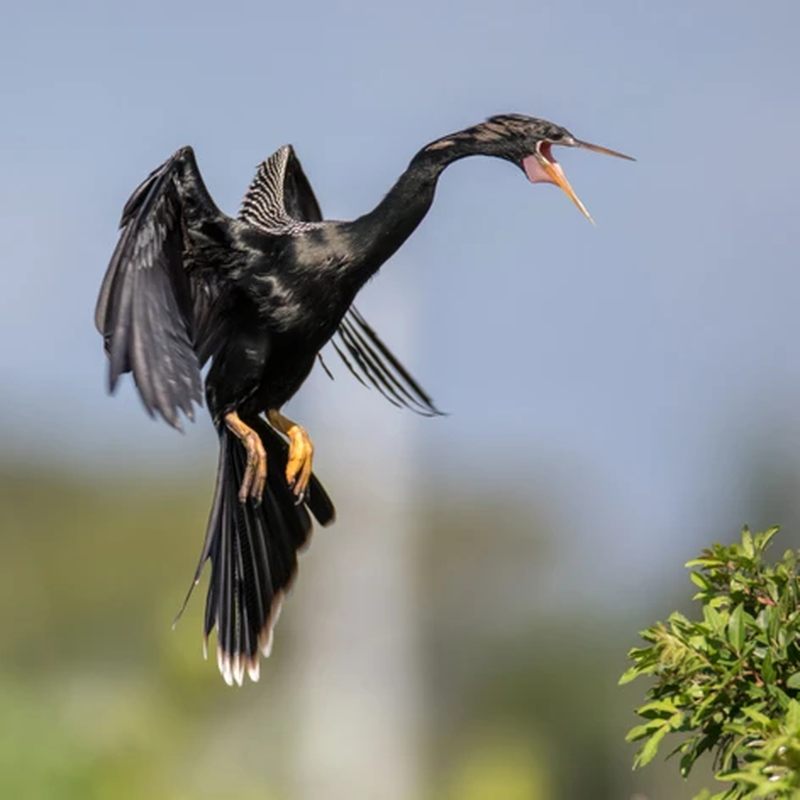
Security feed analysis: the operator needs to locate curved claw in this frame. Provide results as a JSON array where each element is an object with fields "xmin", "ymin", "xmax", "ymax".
[
  {"xmin": 225, "ymin": 412, "xmax": 268, "ymax": 505},
  {"xmin": 285, "ymin": 427, "xmax": 314, "ymax": 503},
  {"xmin": 240, "ymin": 430, "xmax": 267, "ymax": 504},
  {"xmin": 267, "ymin": 409, "xmax": 314, "ymax": 503}
]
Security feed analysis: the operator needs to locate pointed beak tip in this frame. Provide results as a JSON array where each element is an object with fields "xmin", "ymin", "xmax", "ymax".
[
  {"xmin": 540, "ymin": 159, "xmax": 595, "ymax": 223},
  {"xmin": 574, "ymin": 139, "xmax": 636, "ymax": 162}
]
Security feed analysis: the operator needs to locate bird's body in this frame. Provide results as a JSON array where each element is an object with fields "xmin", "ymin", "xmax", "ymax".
[
  {"xmin": 187, "ymin": 147, "xmax": 446, "ymax": 421},
  {"xmin": 96, "ymin": 114, "xmax": 633, "ymax": 684}
]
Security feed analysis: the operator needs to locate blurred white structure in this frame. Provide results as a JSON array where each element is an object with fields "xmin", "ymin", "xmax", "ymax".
[{"xmin": 292, "ymin": 279, "xmax": 423, "ymax": 800}]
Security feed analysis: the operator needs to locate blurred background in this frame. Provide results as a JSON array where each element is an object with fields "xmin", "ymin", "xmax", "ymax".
[{"xmin": 1, "ymin": 1, "xmax": 799, "ymax": 798}]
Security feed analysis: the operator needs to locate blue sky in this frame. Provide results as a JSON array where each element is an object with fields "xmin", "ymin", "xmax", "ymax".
[{"xmin": 2, "ymin": 0, "xmax": 799, "ymax": 593}]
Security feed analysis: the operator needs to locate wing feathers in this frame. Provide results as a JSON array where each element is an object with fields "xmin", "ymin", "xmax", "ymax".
[
  {"xmin": 96, "ymin": 147, "xmax": 222, "ymax": 428},
  {"xmin": 330, "ymin": 307, "xmax": 443, "ymax": 417},
  {"xmin": 348, "ymin": 307, "xmax": 439, "ymax": 411}
]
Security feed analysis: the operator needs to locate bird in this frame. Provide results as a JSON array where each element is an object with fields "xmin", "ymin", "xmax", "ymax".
[{"xmin": 95, "ymin": 113, "xmax": 634, "ymax": 685}]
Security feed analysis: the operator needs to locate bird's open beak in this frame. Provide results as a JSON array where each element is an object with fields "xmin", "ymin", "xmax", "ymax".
[{"xmin": 522, "ymin": 138, "xmax": 635, "ymax": 224}]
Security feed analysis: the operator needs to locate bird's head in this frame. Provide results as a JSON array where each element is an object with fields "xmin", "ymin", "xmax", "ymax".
[{"xmin": 432, "ymin": 114, "xmax": 635, "ymax": 223}]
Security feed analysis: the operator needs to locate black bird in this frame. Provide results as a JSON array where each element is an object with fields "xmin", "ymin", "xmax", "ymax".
[{"xmin": 95, "ymin": 114, "xmax": 633, "ymax": 684}]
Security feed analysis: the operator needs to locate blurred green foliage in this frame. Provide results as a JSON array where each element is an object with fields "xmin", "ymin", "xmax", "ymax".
[
  {"xmin": 0, "ymin": 459, "xmax": 704, "ymax": 799},
  {"xmin": 623, "ymin": 528, "xmax": 800, "ymax": 799}
]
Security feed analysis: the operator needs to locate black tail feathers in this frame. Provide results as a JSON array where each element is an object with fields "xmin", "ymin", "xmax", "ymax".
[{"xmin": 180, "ymin": 416, "xmax": 334, "ymax": 686}]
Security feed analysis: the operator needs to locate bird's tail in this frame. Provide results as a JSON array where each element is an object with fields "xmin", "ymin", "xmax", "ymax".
[{"xmin": 180, "ymin": 416, "xmax": 335, "ymax": 686}]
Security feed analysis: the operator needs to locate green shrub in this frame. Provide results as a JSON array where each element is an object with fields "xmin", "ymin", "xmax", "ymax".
[{"xmin": 621, "ymin": 528, "xmax": 800, "ymax": 799}]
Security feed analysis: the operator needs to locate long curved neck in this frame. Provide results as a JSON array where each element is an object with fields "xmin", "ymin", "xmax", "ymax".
[{"xmin": 341, "ymin": 131, "xmax": 492, "ymax": 290}]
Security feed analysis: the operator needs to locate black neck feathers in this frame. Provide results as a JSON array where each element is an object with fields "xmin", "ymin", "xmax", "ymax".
[{"xmin": 343, "ymin": 127, "xmax": 504, "ymax": 289}]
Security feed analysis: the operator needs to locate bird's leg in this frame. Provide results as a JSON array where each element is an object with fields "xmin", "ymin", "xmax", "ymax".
[
  {"xmin": 224, "ymin": 411, "xmax": 267, "ymax": 504},
  {"xmin": 267, "ymin": 409, "xmax": 314, "ymax": 502}
]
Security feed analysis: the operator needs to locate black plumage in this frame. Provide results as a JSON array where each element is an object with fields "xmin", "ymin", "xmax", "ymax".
[{"xmin": 96, "ymin": 113, "xmax": 633, "ymax": 684}]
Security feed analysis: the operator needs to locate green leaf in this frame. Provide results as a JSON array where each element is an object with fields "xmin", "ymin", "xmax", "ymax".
[
  {"xmin": 685, "ymin": 558, "xmax": 725, "ymax": 569},
  {"xmin": 761, "ymin": 647, "xmax": 776, "ymax": 685},
  {"xmin": 768, "ymin": 684, "xmax": 792, "ymax": 711},
  {"xmin": 636, "ymin": 699, "xmax": 678, "ymax": 718},
  {"xmin": 741, "ymin": 528, "xmax": 754, "ymax": 558},
  {"xmin": 619, "ymin": 665, "xmax": 641, "ymax": 686},
  {"xmin": 728, "ymin": 603, "xmax": 745, "ymax": 653},
  {"xmin": 786, "ymin": 672, "xmax": 800, "ymax": 690},
  {"xmin": 741, "ymin": 706, "xmax": 771, "ymax": 727},
  {"xmin": 680, "ymin": 750, "xmax": 696, "ymax": 778},
  {"xmin": 626, "ymin": 719, "xmax": 668, "ymax": 742},
  {"xmin": 635, "ymin": 724, "xmax": 669, "ymax": 769},
  {"xmin": 718, "ymin": 770, "xmax": 761, "ymax": 787},
  {"xmin": 757, "ymin": 526, "xmax": 780, "ymax": 552},
  {"xmin": 787, "ymin": 699, "xmax": 800, "ymax": 733},
  {"xmin": 690, "ymin": 571, "xmax": 710, "ymax": 590},
  {"xmin": 708, "ymin": 595, "xmax": 730, "ymax": 610},
  {"xmin": 704, "ymin": 604, "xmax": 726, "ymax": 636},
  {"xmin": 767, "ymin": 605, "xmax": 782, "ymax": 642},
  {"xmin": 669, "ymin": 611, "xmax": 691, "ymax": 628}
]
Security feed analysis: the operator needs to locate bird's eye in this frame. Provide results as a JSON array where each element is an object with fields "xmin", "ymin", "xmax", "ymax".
[{"xmin": 548, "ymin": 130, "xmax": 564, "ymax": 142}]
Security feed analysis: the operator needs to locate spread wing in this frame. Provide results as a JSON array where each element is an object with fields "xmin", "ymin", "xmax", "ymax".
[
  {"xmin": 239, "ymin": 146, "xmax": 442, "ymax": 416},
  {"xmin": 95, "ymin": 146, "xmax": 231, "ymax": 428}
]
